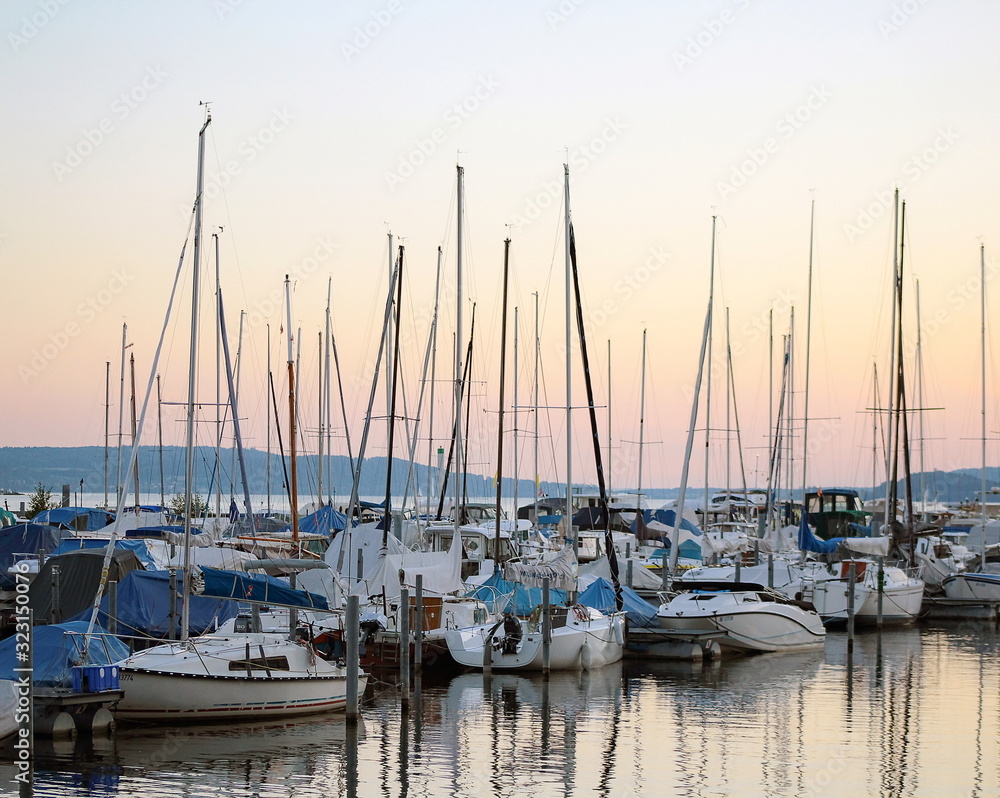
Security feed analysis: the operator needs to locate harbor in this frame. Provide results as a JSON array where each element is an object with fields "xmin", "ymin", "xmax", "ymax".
[{"xmin": 0, "ymin": 623, "xmax": 997, "ymax": 797}]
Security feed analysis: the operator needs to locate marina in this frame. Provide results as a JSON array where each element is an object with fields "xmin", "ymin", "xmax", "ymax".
[{"xmin": 0, "ymin": 623, "xmax": 997, "ymax": 797}]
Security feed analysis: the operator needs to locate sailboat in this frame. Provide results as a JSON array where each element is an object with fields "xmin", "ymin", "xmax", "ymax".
[{"xmin": 115, "ymin": 111, "xmax": 365, "ymax": 722}]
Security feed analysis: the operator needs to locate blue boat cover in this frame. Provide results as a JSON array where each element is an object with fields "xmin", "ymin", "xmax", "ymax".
[
  {"xmin": 0, "ymin": 523, "xmax": 61, "ymax": 588},
  {"xmin": 577, "ymin": 578, "xmax": 660, "ymax": 628},
  {"xmin": 125, "ymin": 525, "xmax": 204, "ymax": 539},
  {"xmin": 797, "ymin": 514, "xmax": 842, "ymax": 554},
  {"xmin": 650, "ymin": 508, "xmax": 702, "ymax": 536},
  {"xmin": 197, "ymin": 567, "xmax": 330, "ymax": 611},
  {"xmin": 0, "ymin": 621, "xmax": 129, "ymax": 687},
  {"xmin": 31, "ymin": 507, "xmax": 114, "ymax": 531},
  {"xmin": 53, "ymin": 538, "xmax": 159, "ymax": 570},
  {"xmin": 68, "ymin": 570, "xmax": 239, "ymax": 638},
  {"xmin": 274, "ymin": 505, "xmax": 347, "ymax": 537},
  {"xmin": 466, "ymin": 571, "xmax": 568, "ymax": 616}
]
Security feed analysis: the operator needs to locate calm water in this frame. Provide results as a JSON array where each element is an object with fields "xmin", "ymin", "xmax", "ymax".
[{"xmin": 2, "ymin": 623, "xmax": 998, "ymax": 797}]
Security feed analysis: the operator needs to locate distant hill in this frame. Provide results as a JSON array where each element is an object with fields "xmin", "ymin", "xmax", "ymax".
[{"xmin": 1, "ymin": 447, "xmax": 995, "ymax": 506}]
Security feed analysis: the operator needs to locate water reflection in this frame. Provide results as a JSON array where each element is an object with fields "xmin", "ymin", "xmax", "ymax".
[{"xmin": 3, "ymin": 625, "xmax": 998, "ymax": 797}]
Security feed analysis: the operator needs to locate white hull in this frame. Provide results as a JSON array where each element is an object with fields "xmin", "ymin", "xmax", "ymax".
[
  {"xmin": 445, "ymin": 608, "xmax": 624, "ymax": 671},
  {"xmin": 942, "ymin": 572, "xmax": 1000, "ymax": 602},
  {"xmin": 657, "ymin": 591, "xmax": 825, "ymax": 653},
  {"xmin": 116, "ymin": 633, "xmax": 366, "ymax": 722}
]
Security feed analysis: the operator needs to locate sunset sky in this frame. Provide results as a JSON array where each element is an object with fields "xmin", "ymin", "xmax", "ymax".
[{"xmin": 2, "ymin": 1, "xmax": 998, "ymax": 499}]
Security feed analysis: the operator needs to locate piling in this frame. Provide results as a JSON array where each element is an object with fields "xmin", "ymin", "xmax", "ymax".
[
  {"xmin": 414, "ymin": 574, "xmax": 423, "ymax": 675},
  {"xmin": 626, "ymin": 559, "xmax": 633, "ymax": 589},
  {"xmin": 51, "ymin": 565, "xmax": 61, "ymax": 624},
  {"xmin": 767, "ymin": 555, "xmax": 774, "ymax": 588},
  {"xmin": 399, "ymin": 587, "xmax": 410, "ymax": 711},
  {"xmin": 542, "ymin": 577, "xmax": 551, "ymax": 676},
  {"xmin": 346, "ymin": 594, "xmax": 360, "ymax": 722},
  {"xmin": 876, "ymin": 556, "xmax": 884, "ymax": 628},
  {"xmin": 846, "ymin": 562, "xmax": 856, "ymax": 649}
]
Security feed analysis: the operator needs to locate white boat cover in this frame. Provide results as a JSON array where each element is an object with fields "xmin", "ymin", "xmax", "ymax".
[
  {"xmin": 579, "ymin": 556, "xmax": 663, "ymax": 590},
  {"xmin": 361, "ymin": 532, "xmax": 463, "ymax": 598},
  {"xmin": 841, "ymin": 536, "xmax": 890, "ymax": 556}
]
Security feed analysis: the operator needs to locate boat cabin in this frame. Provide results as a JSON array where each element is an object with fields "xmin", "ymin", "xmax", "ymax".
[{"xmin": 806, "ymin": 489, "xmax": 870, "ymax": 539}]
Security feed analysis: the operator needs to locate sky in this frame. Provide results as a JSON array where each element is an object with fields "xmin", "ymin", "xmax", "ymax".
[{"xmin": 2, "ymin": 1, "xmax": 999, "ymax": 500}]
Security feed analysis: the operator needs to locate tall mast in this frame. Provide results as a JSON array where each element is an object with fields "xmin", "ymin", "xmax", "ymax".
[
  {"xmin": 324, "ymin": 279, "xmax": 333, "ymax": 504},
  {"xmin": 454, "ymin": 165, "xmax": 465, "ymax": 533},
  {"xmin": 607, "ymin": 340, "xmax": 612, "ymax": 498},
  {"xmin": 704, "ymin": 218, "xmax": 717, "ymax": 525},
  {"xmin": 156, "ymin": 374, "xmax": 165, "ymax": 511},
  {"xmin": 129, "ymin": 352, "xmax": 139, "ymax": 510},
  {"xmin": 981, "ymin": 244, "xmax": 988, "ymax": 567},
  {"xmin": 915, "ymin": 279, "xmax": 926, "ymax": 514},
  {"xmin": 725, "ymin": 308, "xmax": 731, "ymax": 513},
  {"xmin": 884, "ymin": 188, "xmax": 899, "ymax": 532},
  {"xmin": 214, "ymin": 230, "xmax": 222, "ymax": 524},
  {"xmin": 386, "ymin": 230, "xmax": 394, "ymax": 466},
  {"xmin": 564, "ymin": 164, "xmax": 574, "ymax": 551},
  {"xmin": 181, "ymin": 108, "xmax": 211, "ymax": 643},
  {"xmin": 285, "ymin": 275, "xmax": 299, "ymax": 545},
  {"xmin": 266, "ymin": 323, "xmax": 272, "ymax": 516},
  {"xmin": 426, "ymin": 246, "xmax": 442, "ymax": 521},
  {"xmin": 802, "ymin": 198, "xmax": 815, "ymax": 503},
  {"xmin": 638, "ymin": 329, "xmax": 647, "ymax": 509},
  {"xmin": 117, "ymin": 322, "xmax": 127, "ymax": 504},
  {"xmin": 318, "ymin": 330, "xmax": 324, "ymax": 507},
  {"xmin": 104, "ymin": 361, "xmax": 110, "ymax": 508},
  {"xmin": 383, "ymin": 246, "xmax": 404, "ymax": 548},
  {"xmin": 533, "ymin": 291, "xmax": 540, "ymax": 526},
  {"xmin": 512, "ymin": 305, "xmax": 520, "ymax": 526},
  {"xmin": 494, "ymin": 238, "xmax": 511, "ymax": 564}
]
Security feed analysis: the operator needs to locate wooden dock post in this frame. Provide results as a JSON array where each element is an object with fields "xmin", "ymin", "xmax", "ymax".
[{"xmin": 346, "ymin": 594, "xmax": 360, "ymax": 722}]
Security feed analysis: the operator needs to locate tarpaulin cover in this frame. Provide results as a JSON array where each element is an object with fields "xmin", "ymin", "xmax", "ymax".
[
  {"xmin": 30, "ymin": 548, "xmax": 144, "ymax": 621},
  {"xmin": 195, "ymin": 566, "xmax": 330, "ymax": 611},
  {"xmin": 466, "ymin": 571, "xmax": 567, "ymax": 617},
  {"xmin": 0, "ymin": 621, "xmax": 129, "ymax": 687},
  {"xmin": 31, "ymin": 507, "xmax": 114, "ymax": 531},
  {"xmin": 274, "ymin": 505, "xmax": 347, "ymax": 537},
  {"xmin": 797, "ymin": 515, "xmax": 842, "ymax": 554},
  {"xmin": 68, "ymin": 569, "xmax": 238, "ymax": 638},
  {"xmin": 53, "ymin": 538, "xmax": 159, "ymax": 570},
  {"xmin": 577, "ymin": 577, "xmax": 660, "ymax": 628},
  {"xmin": 0, "ymin": 523, "xmax": 61, "ymax": 588}
]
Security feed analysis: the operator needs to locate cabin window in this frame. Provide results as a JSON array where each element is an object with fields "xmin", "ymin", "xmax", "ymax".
[{"xmin": 229, "ymin": 656, "xmax": 290, "ymax": 671}]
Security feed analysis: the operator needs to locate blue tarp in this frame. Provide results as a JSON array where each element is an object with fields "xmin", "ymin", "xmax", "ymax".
[
  {"xmin": 197, "ymin": 567, "xmax": 330, "ymax": 611},
  {"xmin": 68, "ymin": 570, "xmax": 238, "ymax": 638},
  {"xmin": 125, "ymin": 525, "xmax": 204, "ymax": 539},
  {"xmin": 0, "ymin": 523, "xmax": 61, "ymax": 588},
  {"xmin": 31, "ymin": 507, "xmax": 114, "ymax": 531},
  {"xmin": 0, "ymin": 621, "xmax": 129, "ymax": 687},
  {"xmin": 650, "ymin": 508, "xmax": 702, "ymax": 536},
  {"xmin": 53, "ymin": 538, "xmax": 160, "ymax": 570},
  {"xmin": 274, "ymin": 505, "xmax": 347, "ymax": 537},
  {"xmin": 797, "ymin": 515, "xmax": 842, "ymax": 554},
  {"xmin": 578, "ymin": 577, "xmax": 660, "ymax": 628},
  {"xmin": 466, "ymin": 571, "xmax": 568, "ymax": 617}
]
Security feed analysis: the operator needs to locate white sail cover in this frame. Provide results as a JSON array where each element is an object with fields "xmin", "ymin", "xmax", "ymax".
[
  {"xmin": 579, "ymin": 556, "xmax": 663, "ymax": 590},
  {"xmin": 361, "ymin": 532, "xmax": 463, "ymax": 598},
  {"xmin": 841, "ymin": 536, "xmax": 890, "ymax": 556},
  {"xmin": 324, "ymin": 521, "xmax": 404, "ymax": 587},
  {"xmin": 503, "ymin": 546, "xmax": 578, "ymax": 592}
]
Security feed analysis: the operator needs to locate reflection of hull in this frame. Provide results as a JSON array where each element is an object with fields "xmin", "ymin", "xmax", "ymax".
[
  {"xmin": 658, "ymin": 592, "xmax": 825, "ymax": 653},
  {"xmin": 807, "ymin": 580, "xmax": 924, "ymax": 624},
  {"xmin": 0, "ymin": 680, "xmax": 18, "ymax": 743},
  {"xmin": 942, "ymin": 572, "xmax": 1000, "ymax": 601},
  {"xmin": 116, "ymin": 633, "xmax": 366, "ymax": 721},
  {"xmin": 445, "ymin": 611, "xmax": 624, "ymax": 671}
]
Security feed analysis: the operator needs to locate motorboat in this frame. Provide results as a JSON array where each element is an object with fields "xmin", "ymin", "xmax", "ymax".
[{"xmin": 657, "ymin": 581, "xmax": 826, "ymax": 653}]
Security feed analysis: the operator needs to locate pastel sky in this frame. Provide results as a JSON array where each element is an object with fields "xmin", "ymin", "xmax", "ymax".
[{"xmin": 2, "ymin": 1, "xmax": 998, "ymax": 498}]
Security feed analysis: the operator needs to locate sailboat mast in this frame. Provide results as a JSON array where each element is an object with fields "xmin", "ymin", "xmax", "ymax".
[
  {"xmin": 981, "ymin": 244, "xmax": 988, "ymax": 566},
  {"xmin": 266, "ymin": 324, "xmax": 272, "ymax": 516},
  {"xmin": 704, "ymin": 218, "xmax": 717, "ymax": 526},
  {"xmin": 802, "ymin": 198, "xmax": 815, "ymax": 502},
  {"xmin": 117, "ymin": 322, "xmax": 127, "ymax": 504},
  {"xmin": 607, "ymin": 340, "xmax": 612, "ymax": 498},
  {"xmin": 426, "ymin": 246, "xmax": 442, "ymax": 521},
  {"xmin": 318, "ymin": 330, "xmax": 324, "ymax": 507},
  {"xmin": 564, "ymin": 164, "xmax": 574, "ymax": 552},
  {"xmin": 181, "ymin": 109, "xmax": 211, "ymax": 643},
  {"xmin": 638, "ymin": 329, "xmax": 647, "ymax": 509},
  {"xmin": 512, "ymin": 306, "xmax": 520, "ymax": 524},
  {"xmin": 285, "ymin": 275, "xmax": 299, "ymax": 544},
  {"xmin": 156, "ymin": 374, "xmax": 165, "ymax": 511},
  {"xmin": 916, "ymin": 279, "xmax": 925, "ymax": 514},
  {"xmin": 104, "ymin": 360, "xmax": 110, "ymax": 508},
  {"xmin": 214, "ymin": 231, "xmax": 223, "ymax": 522},
  {"xmin": 533, "ymin": 290, "xmax": 540, "ymax": 525},
  {"xmin": 494, "ymin": 238, "xmax": 511, "ymax": 565},
  {"xmin": 129, "ymin": 352, "xmax": 139, "ymax": 510},
  {"xmin": 883, "ymin": 189, "xmax": 900, "ymax": 532},
  {"xmin": 383, "ymin": 245, "xmax": 404, "ymax": 548},
  {"xmin": 455, "ymin": 165, "xmax": 465, "ymax": 533}
]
